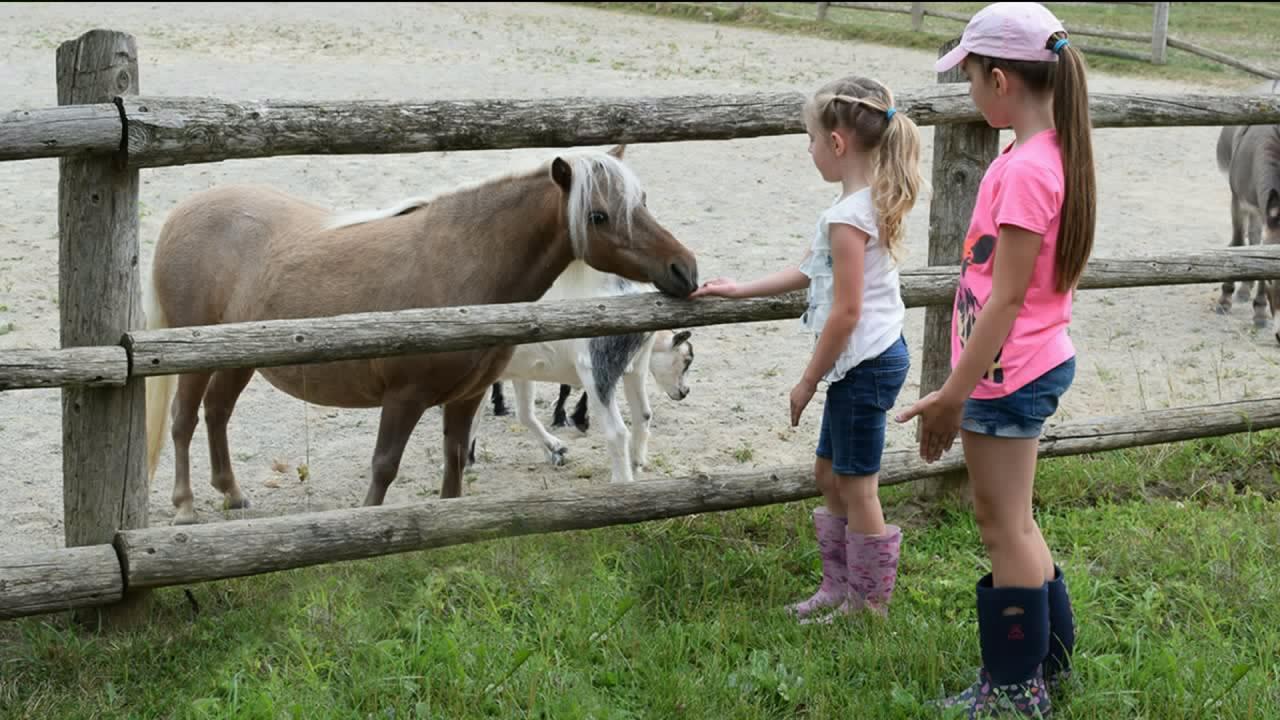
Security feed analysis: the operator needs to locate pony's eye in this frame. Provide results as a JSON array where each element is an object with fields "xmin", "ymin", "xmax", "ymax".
[{"xmin": 589, "ymin": 210, "xmax": 608, "ymax": 225}]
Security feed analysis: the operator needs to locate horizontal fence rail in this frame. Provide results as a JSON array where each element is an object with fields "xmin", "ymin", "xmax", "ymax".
[
  {"xmin": 2, "ymin": 245, "xmax": 1280, "ymax": 392},
  {"xmin": 4, "ymin": 89, "xmax": 1280, "ymax": 166},
  {"xmin": 1, "ymin": 394, "xmax": 1272, "ymax": 619}
]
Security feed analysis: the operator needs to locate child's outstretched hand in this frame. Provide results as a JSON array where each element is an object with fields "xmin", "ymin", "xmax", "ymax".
[
  {"xmin": 689, "ymin": 277, "xmax": 740, "ymax": 299},
  {"xmin": 895, "ymin": 390, "xmax": 964, "ymax": 463}
]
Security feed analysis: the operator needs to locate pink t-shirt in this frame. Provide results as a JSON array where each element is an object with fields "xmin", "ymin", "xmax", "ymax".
[{"xmin": 950, "ymin": 129, "xmax": 1075, "ymax": 400}]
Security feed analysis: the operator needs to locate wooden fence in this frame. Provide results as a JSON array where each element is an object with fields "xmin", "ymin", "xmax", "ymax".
[
  {"xmin": 808, "ymin": 2, "xmax": 1280, "ymax": 79},
  {"xmin": 2, "ymin": 28, "xmax": 1280, "ymax": 624}
]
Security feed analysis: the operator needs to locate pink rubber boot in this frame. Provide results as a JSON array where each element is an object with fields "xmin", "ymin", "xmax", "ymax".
[
  {"xmin": 849, "ymin": 524, "xmax": 903, "ymax": 616},
  {"xmin": 786, "ymin": 507, "xmax": 849, "ymax": 620},
  {"xmin": 805, "ymin": 524, "xmax": 903, "ymax": 624}
]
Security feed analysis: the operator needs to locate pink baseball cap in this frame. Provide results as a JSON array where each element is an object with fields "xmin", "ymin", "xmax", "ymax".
[{"xmin": 935, "ymin": 2, "xmax": 1067, "ymax": 73}]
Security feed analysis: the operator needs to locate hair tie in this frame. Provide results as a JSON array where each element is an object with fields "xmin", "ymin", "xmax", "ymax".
[
  {"xmin": 1052, "ymin": 38, "xmax": 1069, "ymax": 55},
  {"xmin": 885, "ymin": 107, "xmax": 897, "ymax": 120}
]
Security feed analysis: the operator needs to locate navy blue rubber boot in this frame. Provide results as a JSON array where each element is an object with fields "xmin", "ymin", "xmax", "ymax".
[
  {"xmin": 936, "ymin": 575, "xmax": 1052, "ymax": 718},
  {"xmin": 1045, "ymin": 565, "xmax": 1075, "ymax": 694}
]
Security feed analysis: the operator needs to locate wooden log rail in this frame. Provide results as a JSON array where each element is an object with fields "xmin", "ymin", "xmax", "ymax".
[
  {"xmin": 2, "ymin": 245, "xmax": 1280, "ymax": 392},
  {"xmin": 4, "ymin": 394, "xmax": 1276, "ymax": 620},
  {"xmin": 5, "ymin": 89, "xmax": 1280, "ymax": 166}
]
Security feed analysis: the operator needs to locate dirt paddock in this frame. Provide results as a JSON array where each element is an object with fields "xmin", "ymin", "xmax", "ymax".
[{"xmin": 0, "ymin": 2, "xmax": 1272, "ymax": 550}]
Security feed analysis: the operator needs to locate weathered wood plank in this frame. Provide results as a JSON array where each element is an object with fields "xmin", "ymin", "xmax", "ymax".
[
  {"xmin": 118, "ymin": 91, "xmax": 1280, "ymax": 167},
  {"xmin": 1167, "ymin": 38, "xmax": 1280, "ymax": 81},
  {"xmin": 116, "ymin": 396, "xmax": 1280, "ymax": 590},
  {"xmin": 5, "ymin": 89, "xmax": 1280, "ymax": 166},
  {"xmin": 122, "ymin": 245, "xmax": 1280, "ymax": 379},
  {"xmin": 56, "ymin": 29, "xmax": 151, "ymax": 626},
  {"xmin": 0, "ymin": 104, "xmax": 120, "ymax": 162},
  {"xmin": 0, "ymin": 346, "xmax": 128, "ymax": 391},
  {"xmin": 0, "ymin": 546, "xmax": 123, "ymax": 620}
]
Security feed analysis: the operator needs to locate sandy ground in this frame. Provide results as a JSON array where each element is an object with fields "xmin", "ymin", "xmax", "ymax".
[{"xmin": 1, "ymin": 2, "xmax": 1273, "ymax": 550}]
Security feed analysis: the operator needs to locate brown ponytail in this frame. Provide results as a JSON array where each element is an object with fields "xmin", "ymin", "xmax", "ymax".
[
  {"xmin": 971, "ymin": 33, "xmax": 1097, "ymax": 293},
  {"xmin": 1048, "ymin": 35, "xmax": 1096, "ymax": 293},
  {"xmin": 802, "ymin": 76, "xmax": 925, "ymax": 263}
]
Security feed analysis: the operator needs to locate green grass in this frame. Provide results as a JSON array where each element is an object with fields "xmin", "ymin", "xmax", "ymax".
[
  {"xmin": 3, "ymin": 432, "xmax": 1279, "ymax": 718},
  {"xmin": 570, "ymin": 2, "xmax": 1280, "ymax": 88}
]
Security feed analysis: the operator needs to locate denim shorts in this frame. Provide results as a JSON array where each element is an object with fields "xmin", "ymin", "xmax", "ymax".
[
  {"xmin": 961, "ymin": 356, "xmax": 1076, "ymax": 439},
  {"xmin": 815, "ymin": 335, "xmax": 910, "ymax": 476}
]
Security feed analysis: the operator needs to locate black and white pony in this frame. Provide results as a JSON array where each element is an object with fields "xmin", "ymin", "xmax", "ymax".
[{"xmin": 468, "ymin": 260, "xmax": 695, "ymax": 482}]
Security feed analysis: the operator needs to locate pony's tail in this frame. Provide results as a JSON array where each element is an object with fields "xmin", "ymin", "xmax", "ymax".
[{"xmin": 144, "ymin": 269, "xmax": 175, "ymax": 485}]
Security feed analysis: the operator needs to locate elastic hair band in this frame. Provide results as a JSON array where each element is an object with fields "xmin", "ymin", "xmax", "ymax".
[
  {"xmin": 885, "ymin": 107, "xmax": 897, "ymax": 120},
  {"xmin": 1052, "ymin": 38, "xmax": 1069, "ymax": 54}
]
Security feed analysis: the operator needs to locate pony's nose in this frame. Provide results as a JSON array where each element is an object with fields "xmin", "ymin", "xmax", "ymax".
[{"xmin": 668, "ymin": 259, "xmax": 697, "ymax": 297}]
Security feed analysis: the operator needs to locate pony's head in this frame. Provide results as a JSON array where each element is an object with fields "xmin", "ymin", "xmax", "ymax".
[
  {"xmin": 551, "ymin": 145, "xmax": 698, "ymax": 298},
  {"xmin": 649, "ymin": 329, "xmax": 694, "ymax": 401}
]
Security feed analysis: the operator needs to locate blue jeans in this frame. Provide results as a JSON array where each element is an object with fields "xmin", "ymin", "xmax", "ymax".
[
  {"xmin": 962, "ymin": 357, "xmax": 1076, "ymax": 439},
  {"xmin": 815, "ymin": 336, "xmax": 910, "ymax": 476}
]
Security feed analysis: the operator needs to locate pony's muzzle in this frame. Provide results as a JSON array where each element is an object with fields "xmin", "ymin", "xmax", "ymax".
[{"xmin": 660, "ymin": 258, "xmax": 698, "ymax": 298}]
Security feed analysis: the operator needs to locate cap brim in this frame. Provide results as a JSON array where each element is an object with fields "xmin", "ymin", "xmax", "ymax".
[{"xmin": 934, "ymin": 44, "xmax": 969, "ymax": 74}]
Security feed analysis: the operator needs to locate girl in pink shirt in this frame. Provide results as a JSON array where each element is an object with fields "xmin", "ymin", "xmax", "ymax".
[{"xmin": 896, "ymin": 2, "xmax": 1096, "ymax": 716}]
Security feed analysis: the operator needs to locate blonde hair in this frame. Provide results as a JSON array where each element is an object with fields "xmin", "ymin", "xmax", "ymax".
[{"xmin": 803, "ymin": 76, "xmax": 925, "ymax": 263}]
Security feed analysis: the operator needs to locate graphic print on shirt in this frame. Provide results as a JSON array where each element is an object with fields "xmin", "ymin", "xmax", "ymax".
[{"xmin": 956, "ymin": 233, "xmax": 1003, "ymax": 384}]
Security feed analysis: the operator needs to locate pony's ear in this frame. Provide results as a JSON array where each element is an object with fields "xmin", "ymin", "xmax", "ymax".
[
  {"xmin": 672, "ymin": 330, "xmax": 691, "ymax": 347},
  {"xmin": 607, "ymin": 144, "xmax": 626, "ymax": 159},
  {"xmin": 551, "ymin": 157, "xmax": 573, "ymax": 193}
]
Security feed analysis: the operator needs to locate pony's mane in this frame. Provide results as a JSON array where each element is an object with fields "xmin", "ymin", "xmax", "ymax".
[
  {"xmin": 324, "ymin": 149, "xmax": 647, "ymax": 254},
  {"xmin": 561, "ymin": 150, "xmax": 646, "ymax": 259}
]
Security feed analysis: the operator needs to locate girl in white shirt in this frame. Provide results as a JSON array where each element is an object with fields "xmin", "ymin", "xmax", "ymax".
[{"xmin": 692, "ymin": 75, "xmax": 924, "ymax": 624}]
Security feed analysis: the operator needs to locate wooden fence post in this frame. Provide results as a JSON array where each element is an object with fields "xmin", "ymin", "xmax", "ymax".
[
  {"xmin": 919, "ymin": 38, "xmax": 999, "ymax": 500},
  {"xmin": 1151, "ymin": 2, "xmax": 1170, "ymax": 65},
  {"xmin": 816, "ymin": 2, "xmax": 830, "ymax": 22},
  {"xmin": 56, "ymin": 29, "xmax": 150, "ymax": 626},
  {"xmin": 911, "ymin": 2, "xmax": 925, "ymax": 32}
]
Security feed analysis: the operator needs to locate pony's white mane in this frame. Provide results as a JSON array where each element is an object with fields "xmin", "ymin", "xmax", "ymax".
[{"xmin": 323, "ymin": 148, "xmax": 647, "ymax": 251}]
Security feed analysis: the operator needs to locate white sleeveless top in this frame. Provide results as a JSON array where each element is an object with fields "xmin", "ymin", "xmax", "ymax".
[{"xmin": 798, "ymin": 188, "xmax": 906, "ymax": 384}]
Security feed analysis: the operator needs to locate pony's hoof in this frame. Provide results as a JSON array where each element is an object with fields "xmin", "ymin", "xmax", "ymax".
[
  {"xmin": 172, "ymin": 511, "xmax": 199, "ymax": 526},
  {"xmin": 1255, "ymin": 314, "xmax": 1271, "ymax": 330},
  {"xmin": 224, "ymin": 496, "xmax": 250, "ymax": 511},
  {"xmin": 1216, "ymin": 300, "xmax": 1232, "ymax": 315}
]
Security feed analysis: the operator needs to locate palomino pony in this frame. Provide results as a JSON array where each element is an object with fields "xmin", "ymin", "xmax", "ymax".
[
  {"xmin": 467, "ymin": 260, "xmax": 696, "ymax": 483},
  {"xmin": 1215, "ymin": 80, "xmax": 1280, "ymax": 342},
  {"xmin": 144, "ymin": 145, "xmax": 698, "ymax": 525}
]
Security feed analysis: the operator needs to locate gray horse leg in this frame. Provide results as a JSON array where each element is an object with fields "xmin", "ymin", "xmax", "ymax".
[{"xmin": 1220, "ymin": 195, "xmax": 1249, "ymax": 313}]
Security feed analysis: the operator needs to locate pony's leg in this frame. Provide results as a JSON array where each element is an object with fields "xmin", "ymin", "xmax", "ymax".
[
  {"xmin": 515, "ymin": 379, "xmax": 568, "ymax": 466},
  {"xmin": 467, "ymin": 400, "xmax": 482, "ymax": 468},
  {"xmin": 441, "ymin": 392, "xmax": 487, "ymax": 499},
  {"xmin": 1220, "ymin": 195, "xmax": 1248, "ymax": 313},
  {"xmin": 621, "ymin": 368, "xmax": 653, "ymax": 471},
  {"xmin": 491, "ymin": 382, "xmax": 508, "ymax": 417},
  {"xmin": 551, "ymin": 384, "xmax": 572, "ymax": 428},
  {"xmin": 363, "ymin": 388, "xmax": 431, "ymax": 507},
  {"xmin": 203, "ymin": 368, "xmax": 255, "ymax": 512},
  {"xmin": 170, "ymin": 372, "xmax": 213, "ymax": 525}
]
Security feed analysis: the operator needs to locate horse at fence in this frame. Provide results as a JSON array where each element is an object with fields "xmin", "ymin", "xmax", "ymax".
[
  {"xmin": 143, "ymin": 145, "xmax": 699, "ymax": 525},
  {"xmin": 1215, "ymin": 79, "xmax": 1280, "ymax": 343},
  {"xmin": 467, "ymin": 260, "xmax": 695, "ymax": 483}
]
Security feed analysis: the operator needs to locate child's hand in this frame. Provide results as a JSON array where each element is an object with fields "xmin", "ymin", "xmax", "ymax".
[
  {"xmin": 689, "ymin": 277, "xmax": 740, "ymax": 298},
  {"xmin": 789, "ymin": 378, "xmax": 818, "ymax": 427},
  {"xmin": 895, "ymin": 390, "xmax": 964, "ymax": 463}
]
